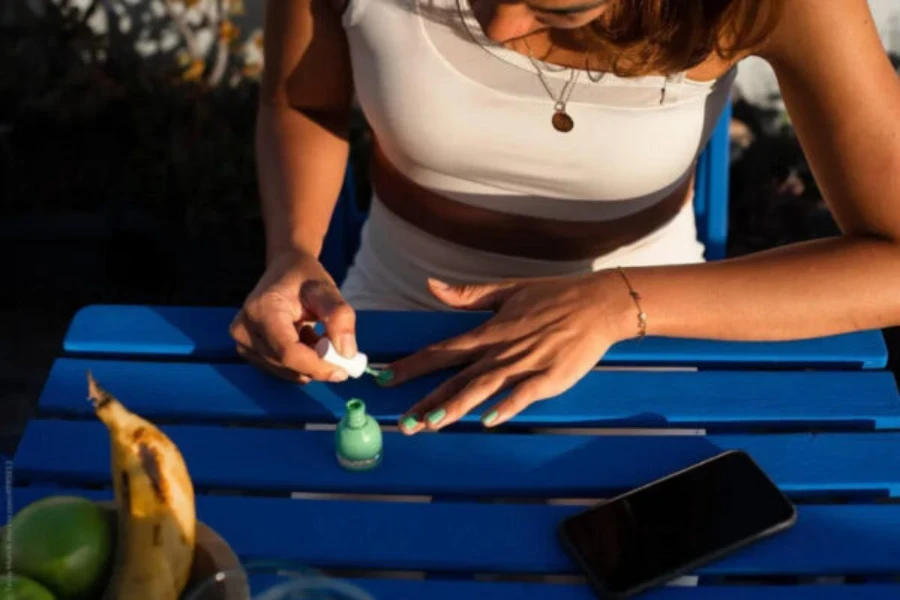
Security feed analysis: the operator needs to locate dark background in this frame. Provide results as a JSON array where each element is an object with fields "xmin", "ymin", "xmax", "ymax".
[{"xmin": 3, "ymin": 2, "xmax": 900, "ymax": 455}]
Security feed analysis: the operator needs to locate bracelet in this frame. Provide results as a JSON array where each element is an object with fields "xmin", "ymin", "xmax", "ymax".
[{"xmin": 616, "ymin": 266, "xmax": 647, "ymax": 339}]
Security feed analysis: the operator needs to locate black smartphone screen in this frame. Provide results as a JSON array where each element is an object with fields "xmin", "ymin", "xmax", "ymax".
[{"xmin": 559, "ymin": 450, "xmax": 796, "ymax": 598}]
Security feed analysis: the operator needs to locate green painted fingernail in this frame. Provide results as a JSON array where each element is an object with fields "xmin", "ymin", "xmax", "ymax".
[
  {"xmin": 482, "ymin": 410, "xmax": 499, "ymax": 426},
  {"xmin": 376, "ymin": 369, "xmax": 394, "ymax": 385},
  {"xmin": 401, "ymin": 415, "xmax": 419, "ymax": 431},
  {"xmin": 426, "ymin": 408, "xmax": 446, "ymax": 426}
]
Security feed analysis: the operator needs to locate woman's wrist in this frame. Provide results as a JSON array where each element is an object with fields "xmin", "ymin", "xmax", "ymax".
[
  {"xmin": 265, "ymin": 237, "xmax": 320, "ymax": 267},
  {"xmin": 589, "ymin": 268, "xmax": 647, "ymax": 343}
]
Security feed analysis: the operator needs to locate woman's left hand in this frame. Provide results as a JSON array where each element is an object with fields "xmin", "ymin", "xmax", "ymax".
[{"xmin": 381, "ymin": 272, "xmax": 635, "ymax": 434}]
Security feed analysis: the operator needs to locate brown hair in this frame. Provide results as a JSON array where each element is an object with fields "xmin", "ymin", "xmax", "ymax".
[{"xmin": 571, "ymin": 0, "xmax": 784, "ymax": 76}]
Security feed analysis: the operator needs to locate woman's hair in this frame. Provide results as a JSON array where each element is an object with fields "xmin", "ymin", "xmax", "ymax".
[{"xmin": 571, "ymin": 0, "xmax": 784, "ymax": 76}]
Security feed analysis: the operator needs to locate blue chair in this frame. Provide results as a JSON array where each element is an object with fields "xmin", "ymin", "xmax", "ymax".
[
  {"xmin": 321, "ymin": 101, "xmax": 733, "ymax": 284},
  {"xmin": 318, "ymin": 164, "xmax": 366, "ymax": 287},
  {"xmin": 693, "ymin": 100, "xmax": 732, "ymax": 261}
]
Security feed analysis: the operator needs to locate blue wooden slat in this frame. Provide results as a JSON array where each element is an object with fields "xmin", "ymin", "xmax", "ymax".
[
  {"xmin": 63, "ymin": 305, "xmax": 888, "ymax": 368},
  {"xmin": 38, "ymin": 358, "xmax": 900, "ymax": 429},
  {"xmin": 355, "ymin": 582, "xmax": 900, "ymax": 600},
  {"xmin": 9, "ymin": 487, "xmax": 900, "ymax": 576},
  {"xmin": 247, "ymin": 575, "xmax": 597, "ymax": 600},
  {"xmin": 13, "ymin": 420, "xmax": 900, "ymax": 497},
  {"xmin": 251, "ymin": 575, "xmax": 900, "ymax": 600}
]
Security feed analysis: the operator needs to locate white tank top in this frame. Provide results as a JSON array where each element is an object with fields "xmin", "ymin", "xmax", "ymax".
[{"xmin": 341, "ymin": 0, "xmax": 738, "ymax": 221}]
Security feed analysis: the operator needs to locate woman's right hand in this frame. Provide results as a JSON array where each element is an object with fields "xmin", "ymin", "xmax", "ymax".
[{"xmin": 229, "ymin": 249, "xmax": 357, "ymax": 384}]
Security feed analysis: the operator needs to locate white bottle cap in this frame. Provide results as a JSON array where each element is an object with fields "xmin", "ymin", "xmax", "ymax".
[{"xmin": 315, "ymin": 338, "xmax": 368, "ymax": 379}]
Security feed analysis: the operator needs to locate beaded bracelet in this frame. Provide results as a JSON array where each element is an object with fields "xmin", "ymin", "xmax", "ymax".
[{"xmin": 616, "ymin": 266, "xmax": 647, "ymax": 339}]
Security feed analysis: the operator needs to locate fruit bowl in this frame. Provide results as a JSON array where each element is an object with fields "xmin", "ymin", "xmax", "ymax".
[
  {"xmin": 98, "ymin": 503, "xmax": 250, "ymax": 600},
  {"xmin": 182, "ymin": 520, "xmax": 250, "ymax": 600}
]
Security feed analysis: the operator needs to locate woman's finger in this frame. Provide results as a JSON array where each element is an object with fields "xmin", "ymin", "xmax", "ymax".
[
  {"xmin": 297, "ymin": 322, "xmax": 322, "ymax": 347},
  {"xmin": 249, "ymin": 309, "xmax": 347, "ymax": 381},
  {"xmin": 301, "ymin": 279, "xmax": 357, "ymax": 358},
  {"xmin": 397, "ymin": 353, "xmax": 523, "ymax": 433},
  {"xmin": 397, "ymin": 372, "xmax": 470, "ymax": 434},
  {"xmin": 236, "ymin": 343, "xmax": 312, "ymax": 384},
  {"xmin": 384, "ymin": 333, "xmax": 488, "ymax": 387},
  {"xmin": 229, "ymin": 311, "xmax": 254, "ymax": 349},
  {"xmin": 481, "ymin": 375, "xmax": 556, "ymax": 427},
  {"xmin": 235, "ymin": 311, "xmax": 324, "ymax": 377},
  {"xmin": 423, "ymin": 369, "xmax": 530, "ymax": 431}
]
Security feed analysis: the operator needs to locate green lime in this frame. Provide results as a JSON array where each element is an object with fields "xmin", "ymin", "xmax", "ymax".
[
  {"xmin": 0, "ymin": 574, "xmax": 57, "ymax": 600},
  {"xmin": 0, "ymin": 496, "xmax": 112, "ymax": 600}
]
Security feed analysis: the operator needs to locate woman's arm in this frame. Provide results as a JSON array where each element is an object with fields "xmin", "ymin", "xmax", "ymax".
[
  {"xmin": 610, "ymin": 0, "xmax": 900, "ymax": 342},
  {"xmin": 381, "ymin": 0, "xmax": 900, "ymax": 432},
  {"xmin": 228, "ymin": 0, "xmax": 361, "ymax": 382},
  {"xmin": 256, "ymin": 0, "xmax": 354, "ymax": 262}
]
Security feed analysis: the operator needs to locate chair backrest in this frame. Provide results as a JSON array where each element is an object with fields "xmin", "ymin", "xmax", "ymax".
[
  {"xmin": 693, "ymin": 99, "xmax": 732, "ymax": 261},
  {"xmin": 321, "ymin": 102, "xmax": 732, "ymax": 284},
  {"xmin": 319, "ymin": 164, "xmax": 366, "ymax": 287}
]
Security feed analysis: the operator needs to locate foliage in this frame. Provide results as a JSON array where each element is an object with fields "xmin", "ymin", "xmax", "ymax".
[
  {"xmin": 1, "ymin": 0, "xmax": 857, "ymax": 259},
  {"xmin": 0, "ymin": 0, "xmax": 267, "ymax": 242},
  {"xmin": 727, "ymin": 99, "xmax": 839, "ymax": 257}
]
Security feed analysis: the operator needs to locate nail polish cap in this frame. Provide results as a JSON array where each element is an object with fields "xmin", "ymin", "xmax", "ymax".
[{"xmin": 315, "ymin": 338, "xmax": 368, "ymax": 379}]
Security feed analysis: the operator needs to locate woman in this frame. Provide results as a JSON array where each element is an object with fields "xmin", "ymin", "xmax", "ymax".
[{"xmin": 229, "ymin": 0, "xmax": 900, "ymax": 434}]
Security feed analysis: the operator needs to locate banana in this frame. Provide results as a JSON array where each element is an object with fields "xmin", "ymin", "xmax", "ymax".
[{"xmin": 87, "ymin": 371, "xmax": 197, "ymax": 600}]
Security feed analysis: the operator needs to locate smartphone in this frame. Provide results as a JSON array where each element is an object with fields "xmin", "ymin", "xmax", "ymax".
[{"xmin": 557, "ymin": 450, "xmax": 797, "ymax": 599}]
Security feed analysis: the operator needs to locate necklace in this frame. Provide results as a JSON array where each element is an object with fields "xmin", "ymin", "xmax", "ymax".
[{"xmin": 522, "ymin": 37, "xmax": 580, "ymax": 133}]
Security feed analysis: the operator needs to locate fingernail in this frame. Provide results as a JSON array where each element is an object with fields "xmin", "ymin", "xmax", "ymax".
[
  {"xmin": 329, "ymin": 370, "xmax": 348, "ymax": 382},
  {"xmin": 400, "ymin": 415, "xmax": 419, "ymax": 431},
  {"xmin": 338, "ymin": 334, "xmax": 357, "ymax": 358},
  {"xmin": 429, "ymin": 278, "xmax": 451, "ymax": 290},
  {"xmin": 482, "ymin": 410, "xmax": 499, "ymax": 426},
  {"xmin": 426, "ymin": 408, "xmax": 446, "ymax": 426},
  {"xmin": 376, "ymin": 369, "xmax": 394, "ymax": 386}
]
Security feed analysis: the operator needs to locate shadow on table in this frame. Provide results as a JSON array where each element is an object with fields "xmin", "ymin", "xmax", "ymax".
[
  {"xmin": 152, "ymin": 305, "xmax": 239, "ymax": 358},
  {"xmin": 211, "ymin": 362, "xmax": 683, "ymax": 430}
]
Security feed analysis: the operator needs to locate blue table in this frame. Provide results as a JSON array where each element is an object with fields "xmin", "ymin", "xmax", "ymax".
[{"xmin": 7, "ymin": 305, "xmax": 900, "ymax": 598}]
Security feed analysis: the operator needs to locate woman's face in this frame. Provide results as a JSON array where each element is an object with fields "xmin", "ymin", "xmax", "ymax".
[{"xmin": 476, "ymin": 0, "xmax": 612, "ymax": 42}]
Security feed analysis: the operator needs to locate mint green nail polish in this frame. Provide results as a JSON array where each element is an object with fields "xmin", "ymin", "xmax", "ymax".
[
  {"xmin": 401, "ymin": 415, "xmax": 419, "ymax": 431},
  {"xmin": 482, "ymin": 410, "xmax": 499, "ymax": 426},
  {"xmin": 376, "ymin": 369, "xmax": 394, "ymax": 385},
  {"xmin": 426, "ymin": 408, "xmax": 446, "ymax": 426},
  {"xmin": 335, "ymin": 399, "xmax": 382, "ymax": 471}
]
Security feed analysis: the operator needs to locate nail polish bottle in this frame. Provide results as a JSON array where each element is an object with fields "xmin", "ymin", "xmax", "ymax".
[{"xmin": 335, "ymin": 399, "xmax": 382, "ymax": 471}]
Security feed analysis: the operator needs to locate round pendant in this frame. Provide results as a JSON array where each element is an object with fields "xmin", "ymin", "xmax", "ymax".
[{"xmin": 552, "ymin": 111, "xmax": 574, "ymax": 133}]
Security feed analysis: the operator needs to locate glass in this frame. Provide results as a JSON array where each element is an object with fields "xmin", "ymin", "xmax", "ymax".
[{"xmin": 182, "ymin": 560, "xmax": 377, "ymax": 600}]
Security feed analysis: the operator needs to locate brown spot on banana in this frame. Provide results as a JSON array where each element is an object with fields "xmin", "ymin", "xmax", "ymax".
[
  {"xmin": 138, "ymin": 443, "xmax": 167, "ymax": 503},
  {"xmin": 153, "ymin": 523, "xmax": 162, "ymax": 547},
  {"xmin": 120, "ymin": 471, "xmax": 131, "ymax": 511},
  {"xmin": 132, "ymin": 427, "xmax": 145, "ymax": 442}
]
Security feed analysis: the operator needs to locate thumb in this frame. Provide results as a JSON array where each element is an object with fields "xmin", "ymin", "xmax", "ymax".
[
  {"xmin": 426, "ymin": 277, "xmax": 519, "ymax": 311},
  {"xmin": 300, "ymin": 279, "xmax": 357, "ymax": 358}
]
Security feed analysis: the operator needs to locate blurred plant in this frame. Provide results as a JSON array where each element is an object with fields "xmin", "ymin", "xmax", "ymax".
[
  {"xmin": 153, "ymin": 0, "xmax": 264, "ymax": 87},
  {"xmin": 0, "ymin": 0, "xmax": 268, "ymax": 241},
  {"xmin": 727, "ymin": 98, "xmax": 839, "ymax": 257}
]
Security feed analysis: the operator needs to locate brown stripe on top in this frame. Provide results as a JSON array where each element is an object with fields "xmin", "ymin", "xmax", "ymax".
[{"xmin": 371, "ymin": 142, "xmax": 694, "ymax": 261}]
